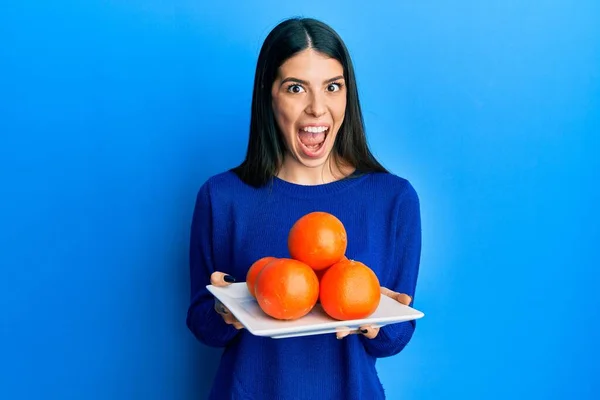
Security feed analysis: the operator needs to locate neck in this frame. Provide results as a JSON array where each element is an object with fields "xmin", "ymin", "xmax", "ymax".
[{"xmin": 276, "ymin": 154, "xmax": 355, "ymax": 185}]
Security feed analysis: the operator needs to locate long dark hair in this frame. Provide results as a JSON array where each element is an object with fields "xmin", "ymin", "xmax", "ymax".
[{"xmin": 232, "ymin": 17, "xmax": 388, "ymax": 187}]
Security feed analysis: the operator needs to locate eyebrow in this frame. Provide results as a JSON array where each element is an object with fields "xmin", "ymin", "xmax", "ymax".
[{"xmin": 280, "ymin": 75, "xmax": 345, "ymax": 86}]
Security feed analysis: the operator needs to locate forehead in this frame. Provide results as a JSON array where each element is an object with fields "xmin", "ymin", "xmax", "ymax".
[{"xmin": 277, "ymin": 48, "xmax": 344, "ymax": 79}]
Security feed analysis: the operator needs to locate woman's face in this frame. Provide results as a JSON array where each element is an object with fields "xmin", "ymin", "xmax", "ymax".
[{"xmin": 271, "ymin": 48, "xmax": 347, "ymax": 168}]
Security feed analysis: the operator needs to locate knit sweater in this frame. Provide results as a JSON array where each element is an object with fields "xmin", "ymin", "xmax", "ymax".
[{"xmin": 186, "ymin": 170, "xmax": 422, "ymax": 400}]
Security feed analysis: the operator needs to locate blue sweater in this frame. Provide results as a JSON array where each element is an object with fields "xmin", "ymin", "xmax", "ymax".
[{"xmin": 186, "ymin": 170, "xmax": 422, "ymax": 400}]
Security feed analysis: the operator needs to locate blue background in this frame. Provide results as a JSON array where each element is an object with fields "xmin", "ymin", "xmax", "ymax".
[{"xmin": 1, "ymin": 1, "xmax": 599, "ymax": 399}]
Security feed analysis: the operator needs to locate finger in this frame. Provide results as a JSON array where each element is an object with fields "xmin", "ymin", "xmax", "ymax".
[
  {"xmin": 223, "ymin": 314, "xmax": 244, "ymax": 330},
  {"xmin": 336, "ymin": 326, "xmax": 371, "ymax": 339},
  {"xmin": 359, "ymin": 325, "xmax": 380, "ymax": 339},
  {"xmin": 232, "ymin": 321, "xmax": 244, "ymax": 330},
  {"xmin": 210, "ymin": 271, "xmax": 236, "ymax": 287},
  {"xmin": 223, "ymin": 314, "xmax": 236, "ymax": 325},
  {"xmin": 335, "ymin": 326, "xmax": 353, "ymax": 340},
  {"xmin": 397, "ymin": 293, "xmax": 412, "ymax": 306},
  {"xmin": 380, "ymin": 287, "xmax": 412, "ymax": 305},
  {"xmin": 380, "ymin": 286, "xmax": 396, "ymax": 298},
  {"xmin": 214, "ymin": 301, "xmax": 230, "ymax": 316}
]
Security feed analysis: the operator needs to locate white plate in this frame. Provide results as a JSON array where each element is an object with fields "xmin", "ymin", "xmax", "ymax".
[{"xmin": 206, "ymin": 283, "xmax": 425, "ymax": 339}]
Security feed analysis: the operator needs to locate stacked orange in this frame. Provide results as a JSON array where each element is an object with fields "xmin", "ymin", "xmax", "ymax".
[{"xmin": 245, "ymin": 211, "xmax": 381, "ymax": 321}]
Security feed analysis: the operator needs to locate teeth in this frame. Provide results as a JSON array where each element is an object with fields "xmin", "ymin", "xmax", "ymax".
[{"xmin": 302, "ymin": 126, "xmax": 328, "ymax": 133}]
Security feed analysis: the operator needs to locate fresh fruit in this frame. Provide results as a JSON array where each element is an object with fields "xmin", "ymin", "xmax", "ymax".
[
  {"xmin": 254, "ymin": 258, "xmax": 319, "ymax": 320},
  {"xmin": 315, "ymin": 268, "xmax": 327, "ymax": 282},
  {"xmin": 288, "ymin": 211, "xmax": 347, "ymax": 270},
  {"xmin": 246, "ymin": 256, "xmax": 277, "ymax": 298},
  {"xmin": 319, "ymin": 259, "xmax": 381, "ymax": 320},
  {"xmin": 315, "ymin": 255, "xmax": 347, "ymax": 282}
]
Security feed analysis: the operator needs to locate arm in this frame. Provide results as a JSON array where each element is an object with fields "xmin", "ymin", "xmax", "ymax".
[
  {"xmin": 360, "ymin": 182, "xmax": 422, "ymax": 358},
  {"xmin": 185, "ymin": 183, "xmax": 240, "ymax": 348}
]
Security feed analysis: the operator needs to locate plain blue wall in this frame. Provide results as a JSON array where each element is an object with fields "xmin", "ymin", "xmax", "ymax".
[{"xmin": 1, "ymin": 1, "xmax": 599, "ymax": 399}]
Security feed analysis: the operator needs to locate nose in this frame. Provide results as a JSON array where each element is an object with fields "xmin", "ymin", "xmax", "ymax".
[{"xmin": 305, "ymin": 92, "xmax": 327, "ymax": 118}]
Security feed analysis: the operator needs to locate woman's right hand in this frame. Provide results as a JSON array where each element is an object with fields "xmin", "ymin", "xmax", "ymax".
[{"xmin": 211, "ymin": 272, "xmax": 244, "ymax": 330}]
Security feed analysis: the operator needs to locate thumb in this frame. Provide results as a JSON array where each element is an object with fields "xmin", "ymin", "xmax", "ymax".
[{"xmin": 210, "ymin": 271, "xmax": 236, "ymax": 287}]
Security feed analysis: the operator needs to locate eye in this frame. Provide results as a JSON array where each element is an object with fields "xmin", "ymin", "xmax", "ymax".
[
  {"xmin": 327, "ymin": 82, "xmax": 343, "ymax": 92},
  {"xmin": 286, "ymin": 84, "xmax": 305, "ymax": 93}
]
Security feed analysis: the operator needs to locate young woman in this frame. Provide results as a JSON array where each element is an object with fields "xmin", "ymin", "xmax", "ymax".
[{"xmin": 186, "ymin": 17, "xmax": 422, "ymax": 399}]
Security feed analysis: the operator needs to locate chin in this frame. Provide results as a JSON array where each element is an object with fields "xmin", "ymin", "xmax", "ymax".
[{"xmin": 299, "ymin": 158, "xmax": 329, "ymax": 169}]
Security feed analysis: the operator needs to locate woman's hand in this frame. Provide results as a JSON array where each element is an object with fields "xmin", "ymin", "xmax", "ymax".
[
  {"xmin": 335, "ymin": 287, "xmax": 412, "ymax": 340},
  {"xmin": 211, "ymin": 272, "xmax": 244, "ymax": 330}
]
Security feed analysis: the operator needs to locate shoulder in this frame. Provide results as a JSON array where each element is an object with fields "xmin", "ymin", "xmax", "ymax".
[
  {"xmin": 202, "ymin": 169, "xmax": 244, "ymax": 190},
  {"xmin": 194, "ymin": 169, "xmax": 262, "ymax": 206},
  {"xmin": 194, "ymin": 170, "xmax": 243, "ymax": 201},
  {"xmin": 364, "ymin": 172, "xmax": 419, "ymax": 202},
  {"xmin": 365, "ymin": 172, "xmax": 421, "ymax": 229}
]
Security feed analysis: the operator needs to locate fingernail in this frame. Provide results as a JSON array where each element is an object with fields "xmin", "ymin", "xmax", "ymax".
[
  {"xmin": 360, "ymin": 329, "xmax": 368, "ymax": 334},
  {"xmin": 224, "ymin": 275, "xmax": 235, "ymax": 283}
]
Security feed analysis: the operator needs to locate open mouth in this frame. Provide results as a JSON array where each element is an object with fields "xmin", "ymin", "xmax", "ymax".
[{"xmin": 298, "ymin": 126, "xmax": 329, "ymax": 157}]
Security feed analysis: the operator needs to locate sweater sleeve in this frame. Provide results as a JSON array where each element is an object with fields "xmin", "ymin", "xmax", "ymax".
[
  {"xmin": 361, "ymin": 181, "xmax": 422, "ymax": 358},
  {"xmin": 186, "ymin": 182, "xmax": 239, "ymax": 348}
]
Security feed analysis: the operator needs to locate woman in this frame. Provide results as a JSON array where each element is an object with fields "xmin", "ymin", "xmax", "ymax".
[{"xmin": 186, "ymin": 17, "xmax": 421, "ymax": 400}]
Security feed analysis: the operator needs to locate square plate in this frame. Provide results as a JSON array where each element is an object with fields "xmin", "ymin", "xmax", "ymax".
[{"xmin": 206, "ymin": 283, "xmax": 425, "ymax": 339}]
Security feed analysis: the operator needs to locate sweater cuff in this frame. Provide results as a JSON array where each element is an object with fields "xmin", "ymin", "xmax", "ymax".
[
  {"xmin": 360, "ymin": 320, "xmax": 416, "ymax": 358},
  {"xmin": 186, "ymin": 295, "xmax": 240, "ymax": 348}
]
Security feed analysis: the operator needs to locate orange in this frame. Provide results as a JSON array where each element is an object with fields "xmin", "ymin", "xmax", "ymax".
[
  {"xmin": 315, "ymin": 255, "xmax": 347, "ymax": 283},
  {"xmin": 246, "ymin": 256, "xmax": 277, "ymax": 298},
  {"xmin": 288, "ymin": 211, "xmax": 347, "ymax": 271},
  {"xmin": 254, "ymin": 258, "xmax": 319, "ymax": 320},
  {"xmin": 319, "ymin": 259, "xmax": 381, "ymax": 320},
  {"xmin": 315, "ymin": 267, "xmax": 328, "ymax": 283}
]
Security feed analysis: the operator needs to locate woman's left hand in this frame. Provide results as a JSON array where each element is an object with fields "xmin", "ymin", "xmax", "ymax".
[{"xmin": 335, "ymin": 287, "xmax": 412, "ymax": 340}]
